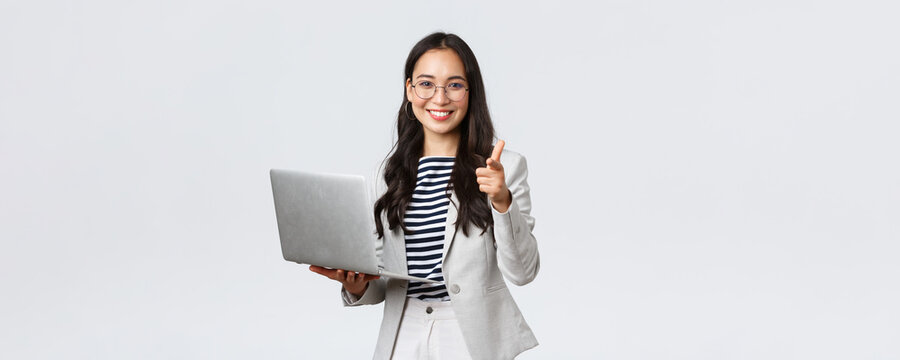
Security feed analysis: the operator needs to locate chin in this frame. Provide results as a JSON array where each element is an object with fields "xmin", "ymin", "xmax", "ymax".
[{"xmin": 433, "ymin": 121, "xmax": 463, "ymax": 134}]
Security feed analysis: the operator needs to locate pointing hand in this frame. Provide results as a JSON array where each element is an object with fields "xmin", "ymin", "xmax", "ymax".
[{"xmin": 475, "ymin": 140, "xmax": 512, "ymax": 213}]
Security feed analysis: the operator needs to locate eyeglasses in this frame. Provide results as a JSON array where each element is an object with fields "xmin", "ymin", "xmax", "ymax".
[{"xmin": 410, "ymin": 80, "xmax": 469, "ymax": 101}]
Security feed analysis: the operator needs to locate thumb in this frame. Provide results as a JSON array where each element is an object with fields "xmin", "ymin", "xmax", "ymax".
[{"xmin": 486, "ymin": 158, "xmax": 504, "ymax": 171}]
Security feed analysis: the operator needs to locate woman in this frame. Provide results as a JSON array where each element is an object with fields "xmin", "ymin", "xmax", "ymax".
[{"xmin": 310, "ymin": 32, "xmax": 539, "ymax": 360}]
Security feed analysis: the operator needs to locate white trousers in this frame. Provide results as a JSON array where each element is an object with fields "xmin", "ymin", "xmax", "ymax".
[{"xmin": 391, "ymin": 298, "xmax": 473, "ymax": 360}]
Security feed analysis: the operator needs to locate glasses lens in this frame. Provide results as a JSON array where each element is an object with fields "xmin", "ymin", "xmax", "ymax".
[
  {"xmin": 446, "ymin": 87, "xmax": 466, "ymax": 101},
  {"xmin": 415, "ymin": 82, "xmax": 435, "ymax": 99}
]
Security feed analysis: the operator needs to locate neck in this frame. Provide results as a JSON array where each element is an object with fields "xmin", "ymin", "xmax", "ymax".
[{"xmin": 422, "ymin": 130, "xmax": 460, "ymax": 157}]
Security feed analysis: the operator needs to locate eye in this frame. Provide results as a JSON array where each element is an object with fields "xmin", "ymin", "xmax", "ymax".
[
  {"xmin": 417, "ymin": 81, "xmax": 434, "ymax": 88},
  {"xmin": 448, "ymin": 82, "xmax": 466, "ymax": 90}
]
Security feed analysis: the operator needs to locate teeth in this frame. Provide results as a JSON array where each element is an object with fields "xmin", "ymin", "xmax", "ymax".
[{"xmin": 428, "ymin": 110, "xmax": 450, "ymax": 116}]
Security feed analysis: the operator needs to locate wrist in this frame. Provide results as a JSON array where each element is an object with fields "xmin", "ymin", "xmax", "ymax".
[
  {"xmin": 491, "ymin": 189, "xmax": 512, "ymax": 213},
  {"xmin": 346, "ymin": 283, "xmax": 367, "ymax": 298}
]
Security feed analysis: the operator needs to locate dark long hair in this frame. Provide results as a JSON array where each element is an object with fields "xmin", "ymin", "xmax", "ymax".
[{"xmin": 374, "ymin": 32, "xmax": 495, "ymax": 238}]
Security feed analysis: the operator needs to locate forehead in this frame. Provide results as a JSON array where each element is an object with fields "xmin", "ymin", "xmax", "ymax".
[{"xmin": 412, "ymin": 48, "xmax": 466, "ymax": 79}]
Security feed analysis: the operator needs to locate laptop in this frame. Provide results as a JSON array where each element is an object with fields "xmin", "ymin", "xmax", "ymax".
[{"xmin": 270, "ymin": 168, "xmax": 438, "ymax": 284}]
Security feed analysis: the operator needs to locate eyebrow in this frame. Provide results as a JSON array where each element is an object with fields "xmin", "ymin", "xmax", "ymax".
[{"xmin": 415, "ymin": 74, "xmax": 468, "ymax": 82}]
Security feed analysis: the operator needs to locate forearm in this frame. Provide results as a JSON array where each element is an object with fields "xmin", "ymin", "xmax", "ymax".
[
  {"xmin": 492, "ymin": 196, "xmax": 540, "ymax": 285},
  {"xmin": 490, "ymin": 151, "xmax": 539, "ymax": 285}
]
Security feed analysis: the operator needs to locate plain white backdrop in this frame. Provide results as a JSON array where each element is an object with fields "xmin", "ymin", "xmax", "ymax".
[{"xmin": 1, "ymin": 0, "xmax": 898, "ymax": 359}]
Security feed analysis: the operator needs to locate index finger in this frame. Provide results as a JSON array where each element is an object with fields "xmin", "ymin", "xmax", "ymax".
[{"xmin": 491, "ymin": 140, "xmax": 505, "ymax": 162}]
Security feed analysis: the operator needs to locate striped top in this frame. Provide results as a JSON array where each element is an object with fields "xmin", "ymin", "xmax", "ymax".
[{"xmin": 404, "ymin": 156, "xmax": 454, "ymax": 302}]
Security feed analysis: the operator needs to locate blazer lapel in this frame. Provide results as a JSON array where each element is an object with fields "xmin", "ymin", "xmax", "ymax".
[{"xmin": 442, "ymin": 189, "xmax": 459, "ymax": 261}]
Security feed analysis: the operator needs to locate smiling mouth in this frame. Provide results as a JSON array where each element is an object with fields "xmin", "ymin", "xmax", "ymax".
[{"xmin": 427, "ymin": 110, "xmax": 452, "ymax": 117}]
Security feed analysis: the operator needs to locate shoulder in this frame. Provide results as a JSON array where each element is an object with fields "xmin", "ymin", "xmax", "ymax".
[
  {"xmin": 500, "ymin": 148, "xmax": 525, "ymax": 161},
  {"xmin": 498, "ymin": 148, "xmax": 528, "ymax": 178},
  {"xmin": 500, "ymin": 149, "xmax": 528, "ymax": 184}
]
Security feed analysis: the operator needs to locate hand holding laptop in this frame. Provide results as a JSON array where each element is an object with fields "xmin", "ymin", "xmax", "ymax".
[{"xmin": 309, "ymin": 265, "xmax": 380, "ymax": 297}]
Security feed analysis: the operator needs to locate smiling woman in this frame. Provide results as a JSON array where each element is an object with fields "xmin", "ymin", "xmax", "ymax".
[{"xmin": 309, "ymin": 32, "xmax": 540, "ymax": 360}]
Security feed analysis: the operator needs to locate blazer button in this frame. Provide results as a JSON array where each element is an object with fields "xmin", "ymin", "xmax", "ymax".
[
  {"xmin": 426, "ymin": 307, "xmax": 433, "ymax": 314},
  {"xmin": 450, "ymin": 284, "xmax": 461, "ymax": 294}
]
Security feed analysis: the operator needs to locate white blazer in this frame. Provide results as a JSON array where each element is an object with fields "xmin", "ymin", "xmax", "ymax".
[{"xmin": 341, "ymin": 149, "xmax": 540, "ymax": 360}]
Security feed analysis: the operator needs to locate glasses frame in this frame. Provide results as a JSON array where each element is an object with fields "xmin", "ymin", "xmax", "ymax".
[{"xmin": 410, "ymin": 79, "xmax": 470, "ymax": 101}]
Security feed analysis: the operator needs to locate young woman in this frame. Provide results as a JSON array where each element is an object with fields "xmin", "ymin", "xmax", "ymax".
[{"xmin": 310, "ymin": 32, "xmax": 539, "ymax": 360}]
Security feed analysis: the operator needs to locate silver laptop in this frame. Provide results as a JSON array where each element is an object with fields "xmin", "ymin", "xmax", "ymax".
[{"xmin": 270, "ymin": 168, "xmax": 438, "ymax": 284}]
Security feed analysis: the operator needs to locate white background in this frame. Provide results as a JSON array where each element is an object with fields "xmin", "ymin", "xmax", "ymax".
[{"xmin": 2, "ymin": 1, "xmax": 898, "ymax": 359}]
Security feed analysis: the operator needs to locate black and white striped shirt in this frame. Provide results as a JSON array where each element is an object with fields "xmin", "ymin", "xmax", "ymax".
[{"xmin": 404, "ymin": 156, "xmax": 454, "ymax": 302}]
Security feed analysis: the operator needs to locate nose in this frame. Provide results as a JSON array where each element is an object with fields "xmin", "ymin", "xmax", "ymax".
[{"xmin": 431, "ymin": 86, "xmax": 451, "ymax": 105}]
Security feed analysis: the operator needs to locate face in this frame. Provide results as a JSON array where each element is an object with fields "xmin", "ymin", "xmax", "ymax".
[{"xmin": 406, "ymin": 48, "xmax": 470, "ymax": 139}]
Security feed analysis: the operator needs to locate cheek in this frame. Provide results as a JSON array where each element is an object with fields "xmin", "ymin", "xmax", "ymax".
[
  {"xmin": 456, "ymin": 101, "xmax": 470, "ymax": 119},
  {"xmin": 410, "ymin": 98, "xmax": 428, "ymax": 110},
  {"xmin": 455, "ymin": 109, "xmax": 468, "ymax": 122},
  {"xmin": 411, "ymin": 100, "xmax": 429, "ymax": 123}
]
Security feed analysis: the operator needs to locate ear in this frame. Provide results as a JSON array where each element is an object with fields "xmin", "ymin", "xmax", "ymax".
[{"xmin": 406, "ymin": 78, "xmax": 413, "ymax": 103}]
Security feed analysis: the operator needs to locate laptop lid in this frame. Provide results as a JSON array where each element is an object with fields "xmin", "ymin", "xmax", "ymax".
[{"xmin": 270, "ymin": 169, "xmax": 380, "ymax": 275}]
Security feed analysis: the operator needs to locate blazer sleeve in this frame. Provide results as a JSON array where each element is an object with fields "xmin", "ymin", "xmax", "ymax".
[
  {"xmin": 491, "ymin": 151, "xmax": 540, "ymax": 286},
  {"xmin": 341, "ymin": 278, "xmax": 386, "ymax": 306}
]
